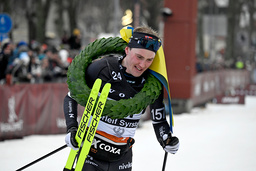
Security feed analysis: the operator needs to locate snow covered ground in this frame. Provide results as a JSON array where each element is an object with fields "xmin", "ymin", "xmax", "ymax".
[{"xmin": 1, "ymin": 96, "xmax": 256, "ymax": 171}]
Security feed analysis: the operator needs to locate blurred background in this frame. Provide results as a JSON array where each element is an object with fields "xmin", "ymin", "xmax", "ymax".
[{"xmin": 1, "ymin": 0, "xmax": 256, "ymax": 140}]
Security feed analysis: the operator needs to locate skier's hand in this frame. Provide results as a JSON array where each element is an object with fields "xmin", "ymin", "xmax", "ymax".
[
  {"xmin": 162, "ymin": 133, "xmax": 179, "ymax": 154},
  {"xmin": 65, "ymin": 127, "xmax": 79, "ymax": 150}
]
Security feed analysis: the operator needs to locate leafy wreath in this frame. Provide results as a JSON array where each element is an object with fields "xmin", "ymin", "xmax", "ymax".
[{"xmin": 67, "ymin": 37, "xmax": 162, "ymax": 119}]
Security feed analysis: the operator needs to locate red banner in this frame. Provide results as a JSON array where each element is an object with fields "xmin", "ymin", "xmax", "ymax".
[
  {"xmin": 191, "ymin": 70, "xmax": 250, "ymax": 106},
  {"xmin": 213, "ymin": 95, "xmax": 245, "ymax": 104},
  {"xmin": 235, "ymin": 84, "xmax": 256, "ymax": 96},
  {"xmin": 0, "ymin": 83, "xmax": 86, "ymax": 140}
]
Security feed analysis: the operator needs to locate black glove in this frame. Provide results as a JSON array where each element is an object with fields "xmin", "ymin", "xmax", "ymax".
[
  {"xmin": 160, "ymin": 133, "xmax": 179, "ymax": 154},
  {"xmin": 65, "ymin": 127, "xmax": 79, "ymax": 150}
]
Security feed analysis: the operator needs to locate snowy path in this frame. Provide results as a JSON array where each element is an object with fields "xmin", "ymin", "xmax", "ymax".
[{"xmin": 1, "ymin": 96, "xmax": 256, "ymax": 171}]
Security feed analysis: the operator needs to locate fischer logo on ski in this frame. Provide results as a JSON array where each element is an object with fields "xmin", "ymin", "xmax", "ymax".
[
  {"xmin": 77, "ymin": 97, "xmax": 95, "ymax": 139},
  {"xmin": 86, "ymin": 101, "xmax": 103, "ymax": 143},
  {"xmin": 64, "ymin": 79, "xmax": 111, "ymax": 171},
  {"xmin": 75, "ymin": 82, "xmax": 111, "ymax": 171}
]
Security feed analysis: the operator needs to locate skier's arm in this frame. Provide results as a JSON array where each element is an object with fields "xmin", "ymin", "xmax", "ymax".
[
  {"xmin": 150, "ymin": 88, "xmax": 179, "ymax": 154},
  {"xmin": 63, "ymin": 93, "xmax": 79, "ymax": 150},
  {"xmin": 63, "ymin": 58, "xmax": 108, "ymax": 150},
  {"xmin": 150, "ymin": 88, "xmax": 170, "ymax": 141},
  {"xmin": 63, "ymin": 93, "xmax": 78, "ymax": 130}
]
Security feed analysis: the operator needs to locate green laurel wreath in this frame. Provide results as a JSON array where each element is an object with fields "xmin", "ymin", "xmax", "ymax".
[{"xmin": 67, "ymin": 37, "xmax": 162, "ymax": 119}]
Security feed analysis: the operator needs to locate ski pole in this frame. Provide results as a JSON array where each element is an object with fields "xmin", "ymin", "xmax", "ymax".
[
  {"xmin": 16, "ymin": 144, "xmax": 67, "ymax": 171},
  {"xmin": 162, "ymin": 133, "xmax": 175, "ymax": 171},
  {"xmin": 162, "ymin": 151, "xmax": 168, "ymax": 171}
]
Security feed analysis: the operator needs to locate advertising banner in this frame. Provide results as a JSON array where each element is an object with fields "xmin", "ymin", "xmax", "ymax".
[{"xmin": 0, "ymin": 83, "xmax": 71, "ymax": 140}]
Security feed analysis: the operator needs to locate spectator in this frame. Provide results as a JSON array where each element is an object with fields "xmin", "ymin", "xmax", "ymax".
[
  {"xmin": 38, "ymin": 44, "xmax": 48, "ymax": 61},
  {"xmin": 8, "ymin": 41, "xmax": 27, "ymax": 66},
  {"xmin": 235, "ymin": 58, "xmax": 244, "ymax": 69},
  {"xmin": 61, "ymin": 30, "xmax": 69, "ymax": 45},
  {"xmin": 59, "ymin": 48, "xmax": 70, "ymax": 68},
  {"xmin": 68, "ymin": 28, "xmax": 81, "ymax": 50},
  {"xmin": 253, "ymin": 64, "xmax": 256, "ymax": 83},
  {"xmin": 8, "ymin": 41, "xmax": 32, "ymax": 83},
  {"xmin": 195, "ymin": 57, "xmax": 203, "ymax": 73},
  {"xmin": 44, "ymin": 47, "xmax": 65, "ymax": 82},
  {"xmin": 41, "ymin": 57, "xmax": 54, "ymax": 82},
  {"xmin": 27, "ymin": 50, "xmax": 42, "ymax": 83},
  {"xmin": 0, "ymin": 42, "xmax": 13, "ymax": 83},
  {"xmin": 15, "ymin": 50, "xmax": 31, "ymax": 83}
]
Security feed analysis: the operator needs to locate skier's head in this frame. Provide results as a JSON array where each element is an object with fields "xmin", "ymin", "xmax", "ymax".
[
  {"xmin": 122, "ymin": 26, "xmax": 161, "ymax": 77},
  {"xmin": 127, "ymin": 26, "xmax": 161, "ymax": 53}
]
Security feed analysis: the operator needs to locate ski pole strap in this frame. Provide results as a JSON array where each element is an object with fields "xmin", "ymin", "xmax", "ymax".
[{"xmin": 16, "ymin": 144, "xmax": 67, "ymax": 171}]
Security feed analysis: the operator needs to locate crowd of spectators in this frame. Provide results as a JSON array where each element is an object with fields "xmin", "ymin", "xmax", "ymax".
[
  {"xmin": 1, "ymin": 28, "xmax": 255, "ymax": 85},
  {"xmin": 0, "ymin": 40, "xmax": 77, "ymax": 85},
  {"xmin": 0, "ymin": 29, "xmax": 82, "ymax": 85},
  {"xmin": 195, "ymin": 49, "xmax": 252, "ymax": 74}
]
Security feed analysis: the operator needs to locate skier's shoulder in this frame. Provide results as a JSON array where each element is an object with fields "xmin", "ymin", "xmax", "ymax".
[
  {"xmin": 87, "ymin": 55, "xmax": 120, "ymax": 74},
  {"xmin": 86, "ymin": 55, "xmax": 121, "ymax": 87}
]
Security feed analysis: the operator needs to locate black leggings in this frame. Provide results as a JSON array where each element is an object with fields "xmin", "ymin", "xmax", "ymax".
[{"xmin": 82, "ymin": 149, "xmax": 132, "ymax": 171}]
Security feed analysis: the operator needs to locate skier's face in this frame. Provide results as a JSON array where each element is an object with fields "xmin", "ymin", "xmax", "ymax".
[{"xmin": 122, "ymin": 47, "xmax": 155, "ymax": 77}]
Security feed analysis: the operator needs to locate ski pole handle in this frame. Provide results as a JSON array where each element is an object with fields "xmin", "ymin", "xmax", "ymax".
[
  {"xmin": 16, "ymin": 144, "xmax": 67, "ymax": 171},
  {"xmin": 162, "ymin": 133, "xmax": 172, "ymax": 171}
]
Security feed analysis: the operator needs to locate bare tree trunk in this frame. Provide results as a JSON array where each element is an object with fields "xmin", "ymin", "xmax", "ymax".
[
  {"xmin": 26, "ymin": 10, "xmax": 36, "ymax": 43},
  {"xmin": 141, "ymin": 0, "xmax": 163, "ymax": 31},
  {"xmin": 197, "ymin": 0, "xmax": 205, "ymax": 60},
  {"xmin": 133, "ymin": 0, "xmax": 140, "ymax": 28},
  {"xmin": 55, "ymin": 0, "xmax": 65, "ymax": 38},
  {"xmin": 36, "ymin": 0, "xmax": 51, "ymax": 43},
  {"xmin": 0, "ymin": 0, "xmax": 10, "ymax": 12},
  {"xmin": 248, "ymin": 0, "xmax": 256, "ymax": 46},
  {"xmin": 25, "ymin": 0, "xmax": 51, "ymax": 43},
  {"xmin": 67, "ymin": 0, "xmax": 81, "ymax": 34},
  {"xmin": 225, "ymin": 1, "xmax": 237, "ymax": 62},
  {"xmin": 26, "ymin": 0, "xmax": 36, "ymax": 43}
]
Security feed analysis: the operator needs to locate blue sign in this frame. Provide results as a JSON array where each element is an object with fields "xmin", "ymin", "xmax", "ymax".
[
  {"xmin": 0, "ymin": 14, "xmax": 12, "ymax": 33},
  {"xmin": 0, "ymin": 33, "xmax": 8, "ymax": 42}
]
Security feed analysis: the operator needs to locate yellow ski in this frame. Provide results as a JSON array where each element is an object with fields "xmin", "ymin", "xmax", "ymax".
[
  {"xmin": 64, "ymin": 79, "xmax": 102, "ymax": 170},
  {"xmin": 64, "ymin": 79, "xmax": 111, "ymax": 171}
]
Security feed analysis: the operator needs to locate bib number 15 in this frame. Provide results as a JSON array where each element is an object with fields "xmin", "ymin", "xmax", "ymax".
[{"xmin": 151, "ymin": 107, "xmax": 165, "ymax": 121}]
